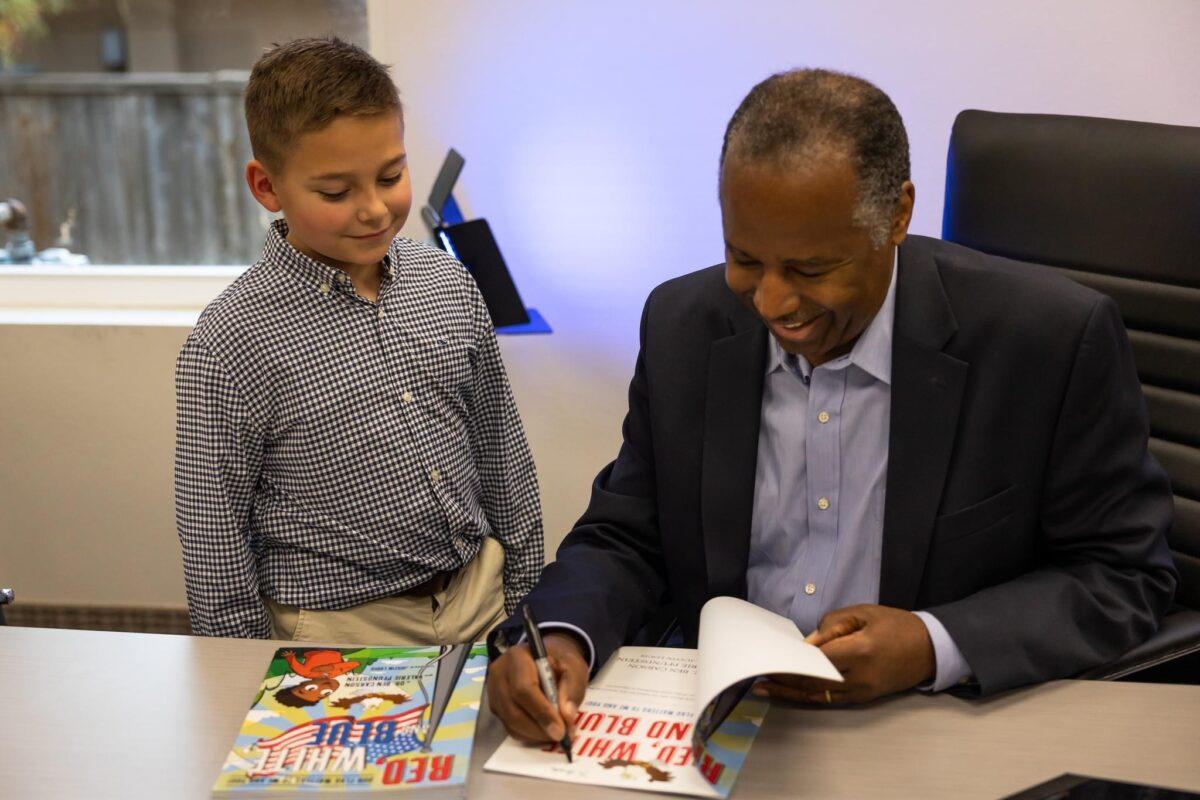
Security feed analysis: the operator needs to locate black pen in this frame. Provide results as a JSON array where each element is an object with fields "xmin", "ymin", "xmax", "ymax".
[{"xmin": 521, "ymin": 603, "xmax": 574, "ymax": 762}]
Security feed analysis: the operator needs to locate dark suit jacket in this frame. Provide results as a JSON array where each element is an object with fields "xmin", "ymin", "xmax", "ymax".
[{"xmin": 501, "ymin": 235, "xmax": 1177, "ymax": 695}]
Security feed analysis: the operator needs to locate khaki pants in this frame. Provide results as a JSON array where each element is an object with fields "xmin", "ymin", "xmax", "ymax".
[{"xmin": 265, "ymin": 537, "xmax": 506, "ymax": 646}]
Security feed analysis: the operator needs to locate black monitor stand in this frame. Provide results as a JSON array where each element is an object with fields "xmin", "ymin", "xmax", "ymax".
[{"xmin": 422, "ymin": 149, "xmax": 549, "ymax": 334}]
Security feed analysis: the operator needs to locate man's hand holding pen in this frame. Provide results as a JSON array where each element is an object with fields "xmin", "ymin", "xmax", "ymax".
[{"xmin": 487, "ymin": 629, "xmax": 590, "ymax": 748}]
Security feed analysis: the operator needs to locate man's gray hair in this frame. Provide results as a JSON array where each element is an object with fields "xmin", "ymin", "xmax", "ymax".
[{"xmin": 720, "ymin": 69, "xmax": 910, "ymax": 247}]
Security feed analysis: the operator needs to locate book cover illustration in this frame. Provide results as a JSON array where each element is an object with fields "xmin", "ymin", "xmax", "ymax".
[{"xmin": 212, "ymin": 644, "xmax": 487, "ymax": 796}]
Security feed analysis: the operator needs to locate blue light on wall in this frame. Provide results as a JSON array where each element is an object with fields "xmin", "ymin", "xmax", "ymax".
[{"xmin": 384, "ymin": 1, "xmax": 1200, "ymax": 357}]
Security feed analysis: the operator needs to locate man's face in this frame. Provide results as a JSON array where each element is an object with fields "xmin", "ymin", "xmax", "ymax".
[
  {"xmin": 720, "ymin": 151, "xmax": 911, "ymax": 367},
  {"xmin": 270, "ymin": 111, "xmax": 412, "ymax": 272}
]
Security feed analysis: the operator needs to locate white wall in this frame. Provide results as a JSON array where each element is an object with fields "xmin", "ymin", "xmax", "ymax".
[
  {"xmin": 372, "ymin": 0, "xmax": 1200, "ymax": 356},
  {"xmin": 5, "ymin": 1, "xmax": 1200, "ymax": 610}
]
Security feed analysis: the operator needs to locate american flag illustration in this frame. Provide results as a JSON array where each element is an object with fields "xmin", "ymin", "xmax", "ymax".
[
  {"xmin": 250, "ymin": 705, "xmax": 427, "ymax": 776},
  {"xmin": 364, "ymin": 725, "xmax": 424, "ymax": 763}
]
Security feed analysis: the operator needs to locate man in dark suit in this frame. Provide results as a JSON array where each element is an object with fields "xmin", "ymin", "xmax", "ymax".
[{"xmin": 487, "ymin": 69, "xmax": 1177, "ymax": 744}]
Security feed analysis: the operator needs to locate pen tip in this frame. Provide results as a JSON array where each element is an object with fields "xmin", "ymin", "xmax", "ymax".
[{"xmin": 562, "ymin": 739, "xmax": 573, "ymax": 762}]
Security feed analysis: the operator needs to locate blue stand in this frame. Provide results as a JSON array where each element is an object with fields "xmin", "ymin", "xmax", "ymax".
[
  {"xmin": 496, "ymin": 307, "xmax": 552, "ymax": 335},
  {"xmin": 440, "ymin": 195, "xmax": 465, "ymax": 226},
  {"xmin": 430, "ymin": 182, "xmax": 549, "ymax": 335}
]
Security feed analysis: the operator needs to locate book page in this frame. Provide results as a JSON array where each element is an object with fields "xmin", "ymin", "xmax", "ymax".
[
  {"xmin": 695, "ymin": 596, "xmax": 842, "ymax": 721},
  {"xmin": 484, "ymin": 599, "xmax": 841, "ymax": 798},
  {"xmin": 484, "ymin": 646, "xmax": 766, "ymax": 798}
]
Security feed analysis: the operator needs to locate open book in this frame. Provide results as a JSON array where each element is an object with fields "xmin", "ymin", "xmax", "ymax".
[{"xmin": 483, "ymin": 597, "xmax": 842, "ymax": 797}]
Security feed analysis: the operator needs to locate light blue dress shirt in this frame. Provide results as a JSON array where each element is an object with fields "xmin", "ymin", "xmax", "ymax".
[
  {"xmin": 748, "ymin": 256, "xmax": 970, "ymax": 692},
  {"xmin": 542, "ymin": 256, "xmax": 971, "ymax": 691}
]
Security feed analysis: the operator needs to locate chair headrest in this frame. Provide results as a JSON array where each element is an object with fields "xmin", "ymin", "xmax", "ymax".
[{"xmin": 942, "ymin": 110, "xmax": 1200, "ymax": 289}]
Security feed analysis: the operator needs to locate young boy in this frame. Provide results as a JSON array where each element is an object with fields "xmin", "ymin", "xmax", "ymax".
[{"xmin": 175, "ymin": 37, "xmax": 543, "ymax": 645}]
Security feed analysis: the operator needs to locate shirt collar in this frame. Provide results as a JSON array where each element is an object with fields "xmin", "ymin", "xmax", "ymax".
[
  {"xmin": 765, "ymin": 250, "xmax": 898, "ymax": 386},
  {"xmin": 261, "ymin": 219, "xmax": 396, "ymax": 294}
]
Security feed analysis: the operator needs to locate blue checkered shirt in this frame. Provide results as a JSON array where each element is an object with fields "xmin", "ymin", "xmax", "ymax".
[{"xmin": 175, "ymin": 221, "xmax": 543, "ymax": 638}]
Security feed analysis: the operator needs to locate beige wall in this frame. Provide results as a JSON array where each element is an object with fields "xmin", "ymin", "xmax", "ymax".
[
  {"xmin": 0, "ymin": 316, "xmax": 628, "ymax": 608},
  {"xmin": 0, "ymin": 323, "xmax": 186, "ymax": 605}
]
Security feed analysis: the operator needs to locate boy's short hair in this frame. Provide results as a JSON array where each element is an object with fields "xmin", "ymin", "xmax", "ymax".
[{"xmin": 245, "ymin": 36, "xmax": 402, "ymax": 173}]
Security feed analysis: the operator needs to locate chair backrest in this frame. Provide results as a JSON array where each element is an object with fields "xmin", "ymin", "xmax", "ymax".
[{"xmin": 942, "ymin": 110, "xmax": 1200, "ymax": 610}]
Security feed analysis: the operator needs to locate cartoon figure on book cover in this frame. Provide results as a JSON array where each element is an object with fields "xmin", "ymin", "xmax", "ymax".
[
  {"xmin": 212, "ymin": 644, "xmax": 487, "ymax": 794},
  {"xmin": 272, "ymin": 649, "xmax": 362, "ymax": 708}
]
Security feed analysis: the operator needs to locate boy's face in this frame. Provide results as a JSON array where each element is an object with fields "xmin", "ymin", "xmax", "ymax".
[{"xmin": 250, "ymin": 111, "xmax": 412, "ymax": 273}]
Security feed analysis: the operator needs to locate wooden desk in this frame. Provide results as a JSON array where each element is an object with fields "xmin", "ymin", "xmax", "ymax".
[{"xmin": 2, "ymin": 626, "xmax": 1198, "ymax": 799}]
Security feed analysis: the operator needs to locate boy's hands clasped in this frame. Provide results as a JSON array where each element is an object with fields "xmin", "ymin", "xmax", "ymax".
[{"xmin": 488, "ymin": 632, "xmax": 590, "ymax": 744}]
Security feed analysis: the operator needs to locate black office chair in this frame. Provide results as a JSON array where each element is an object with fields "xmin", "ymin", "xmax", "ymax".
[
  {"xmin": 942, "ymin": 110, "xmax": 1200, "ymax": 682},
  {"xmin": 0, "ymin": 587, "xmax": 12, "ymax": 625}
]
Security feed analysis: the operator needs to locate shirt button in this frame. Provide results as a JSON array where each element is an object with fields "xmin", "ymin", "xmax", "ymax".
[
  {"xmin": 378, "ymin": 308, "xmax": 386, "ymax": 319},
  {"xmin": 817, "ymin": 497, "xmax": 830, "ymax": 511},
  {"xmin": 817, "ymin": 411, "xmax": 831, "ymax": 424},
  {"xmin": 318, "ymin": 283, "xmax": 330, "ymax": 294},
  {"xmin": 805, "ymin": 583, "xmax": 817, "ymax": 595},
  {"xmin": 401, "ymin": 390, "xmax": 414, "ymax": 403},
  {"xmin": 429, "ymin": 468, "xmax": 441, "ymax": 484}
]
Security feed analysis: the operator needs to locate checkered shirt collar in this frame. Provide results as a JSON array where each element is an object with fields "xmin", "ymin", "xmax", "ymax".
[{"xmin": 262, "ymin": 219, "xmax": 397, "ymax": 294}]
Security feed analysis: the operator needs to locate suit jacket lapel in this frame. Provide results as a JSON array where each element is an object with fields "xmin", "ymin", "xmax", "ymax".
[
  {"xmin": 879, "ymin": 238, "xmax": 970, "ymax": 609},
  {"xmin": 701, "ymin": 318, "xmax": 767, "ymax": 600}
]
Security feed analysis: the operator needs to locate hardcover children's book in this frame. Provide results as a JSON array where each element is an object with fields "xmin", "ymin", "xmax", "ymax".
[
  {"xmin": 483, "ymin": 597, "xmax": 842, "ymax": 798},
  {"xmin": 212, "ymin": 643, "xmax": 487, "ymax": 798}
]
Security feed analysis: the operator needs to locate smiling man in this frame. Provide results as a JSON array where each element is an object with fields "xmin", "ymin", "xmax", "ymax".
[{"xmin": 486, "ymin": 69, "xmax": 1176, "ymax": 743}]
